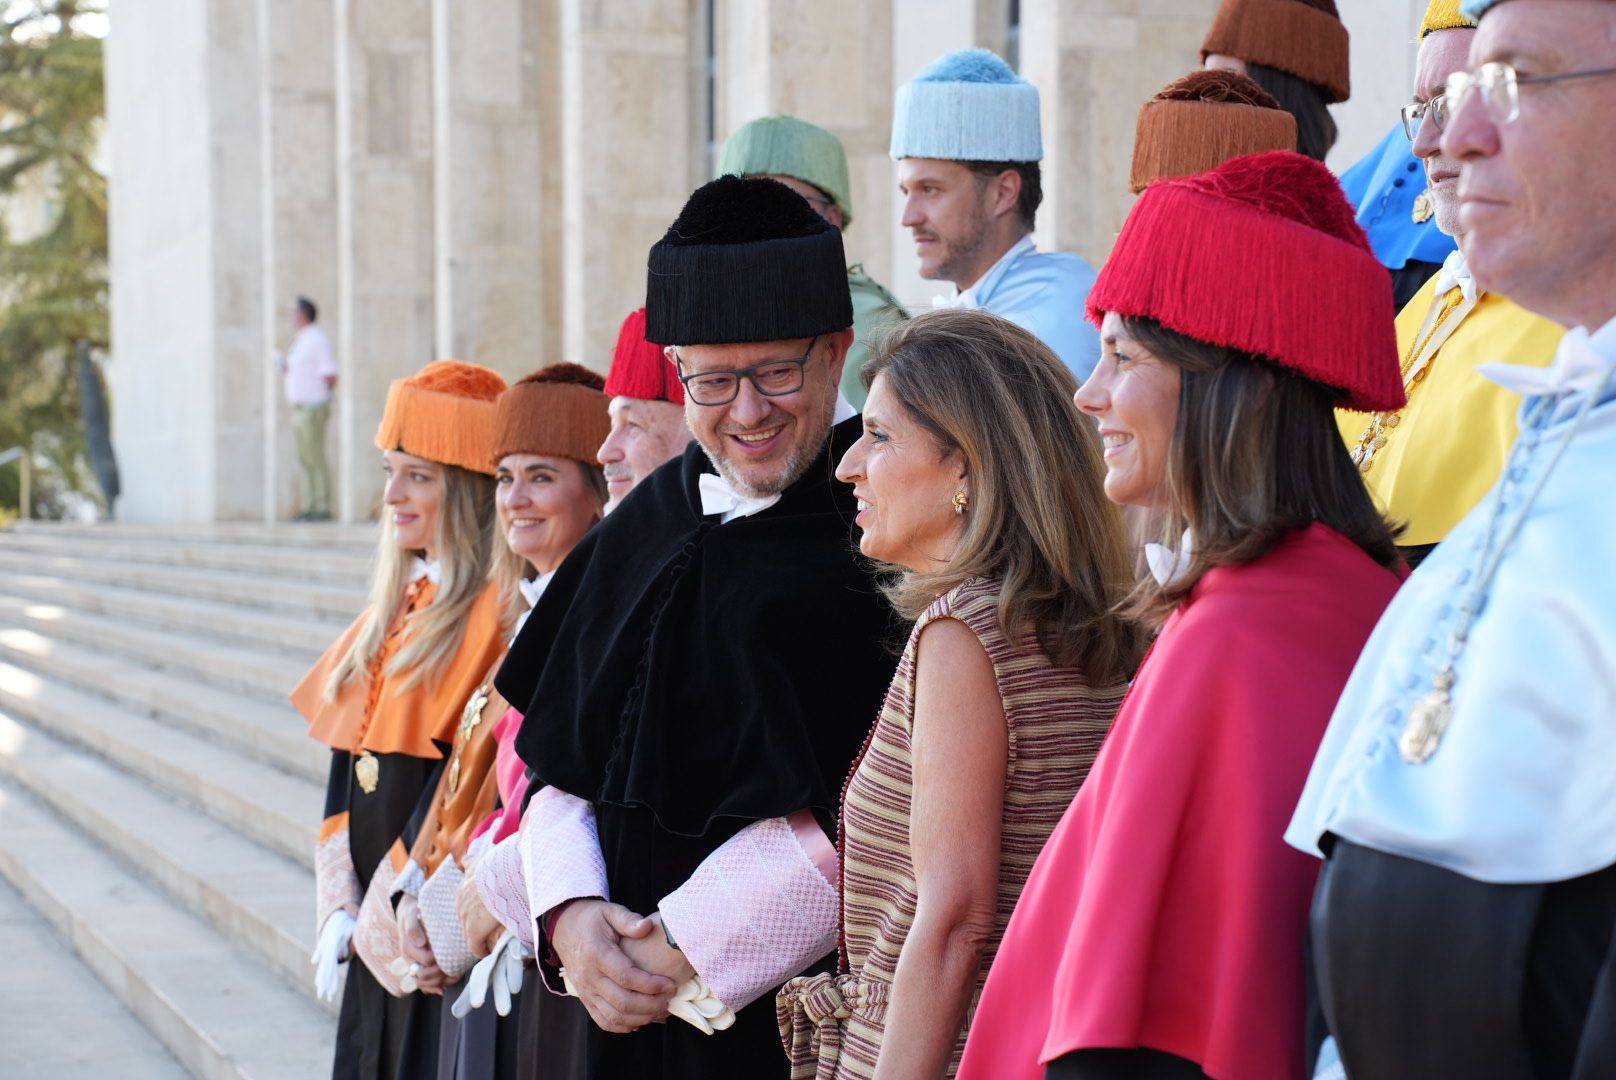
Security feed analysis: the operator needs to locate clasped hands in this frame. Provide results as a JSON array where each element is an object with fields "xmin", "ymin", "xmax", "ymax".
[{"xmin": 550, "ymin": 899, "xmax": 696, "ymax": 1033}]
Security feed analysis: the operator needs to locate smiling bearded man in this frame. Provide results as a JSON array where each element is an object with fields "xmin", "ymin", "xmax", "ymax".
[
  {"xmin": 489, "ymin": 175, "xmax": 901, "ymax": 1080},
  {"xmin": 1332, "ymin": 0, "xmax": 1561, "ymax": 568}
]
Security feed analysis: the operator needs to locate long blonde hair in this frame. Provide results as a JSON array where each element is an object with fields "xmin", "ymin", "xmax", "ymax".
[
  {"xmin": 863, "ymin": 310, "xmax": 1145, "ymax": 683},
  {"xmin": 324, "ymin": 463, "xmax": 499, "ymax": 699}
]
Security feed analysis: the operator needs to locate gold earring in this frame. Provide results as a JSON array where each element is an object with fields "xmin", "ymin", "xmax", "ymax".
[{"xmin": 953, "ymin": 491, "xmax": 968, "ymax": 515}]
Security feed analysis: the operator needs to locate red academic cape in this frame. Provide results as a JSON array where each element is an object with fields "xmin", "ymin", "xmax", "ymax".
[{"xmin": 957, "ymin": 525, "xmax": 1401, "ymax": 1080}]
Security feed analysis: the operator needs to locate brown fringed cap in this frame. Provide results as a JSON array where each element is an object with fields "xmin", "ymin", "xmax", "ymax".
[
  {"xmin": 490, "ymin": 363, "xmax": 611, "ymax": 468},
  {"xmin": 375, "ymin": 360, "xmax": 508, "ymax": 475},
  {"xmin": 1130, "ymin": 71, "xmax": 1298, "ymax": 194},
  {"xmin": 1201, "ymin": 0, "xmax": 1351, "ymax": 104}
]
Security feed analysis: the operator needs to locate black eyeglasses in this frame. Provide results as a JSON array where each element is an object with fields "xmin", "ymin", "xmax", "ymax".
[{"xmin": 672, "ymin": 336, "xmax": 820, "ymax": 406}]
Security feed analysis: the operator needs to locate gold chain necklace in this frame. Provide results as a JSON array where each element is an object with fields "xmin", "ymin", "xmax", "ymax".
[{"xmin": 1351, "ymin": 287, "xmax": 1469, "ymax": 474}]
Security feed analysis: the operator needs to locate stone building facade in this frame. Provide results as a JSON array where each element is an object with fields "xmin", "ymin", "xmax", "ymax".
[{"xmin": 105, "ymin": 0, "xmax": 1424, "ymax": 523}]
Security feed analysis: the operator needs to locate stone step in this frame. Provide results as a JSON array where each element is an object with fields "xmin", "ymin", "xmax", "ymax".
[
  {"xmin": 0, "ymin": 549, "xmax": 366, "ymax": 622},
  {"xmin": 0, "ymin": 874, "xmax": 190, "ymax": 1079},
  {"xmin": 0, "ymin": 707, "xmax": 327, "ymax": 1011},
  {"xmin": 0, "ymin": 531, "xmax": 374, "ymax": 586},
  {"xmin": 0, "ymin": 623, "xmax": 325, "ymax": 783},
  {"xmin": 0, "ymin": 599, "xmax": 314, "ymax": 706},
  {"xmin": 0, "ymin": 778, "xmax": 333, "ymax": 1080},
  {"xmin": 1, "ymin": 569, "xmax": 332, "ymax": 662},
  {"xmin": 7, "ymin": 519, "xmax": 376, "ymax": 550},
  {"xmin": 0, "ymin": 657, "xmax": 321, "ymax": 869}
]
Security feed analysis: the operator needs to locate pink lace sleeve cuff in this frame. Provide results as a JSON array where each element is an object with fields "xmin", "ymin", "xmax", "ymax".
[
  {"xmin": 658, "ymin": 813, "xmax": 841, "ymax": 1012},
  {"xmin": 519, "ymin": 786, "xmax": 609, "ymax": 926},
  {"xmin": 315, "ymin": 828, "xmax": 361, "ymax": 934},
  {"xmin": 473, "ymin": 834, "xmax": 534, "ymax": 948}
]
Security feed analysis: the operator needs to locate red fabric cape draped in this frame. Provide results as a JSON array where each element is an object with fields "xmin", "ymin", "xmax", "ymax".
[{"xmin": 958, "ymin": 524, "xmax": 1401, "ymax": 1080}]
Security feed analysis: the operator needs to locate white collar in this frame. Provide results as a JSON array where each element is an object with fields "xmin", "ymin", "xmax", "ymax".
[
  {"xmin": 409, "ymin": 557, "xmax": 441, "ymax": 585},
  {"xmin": 1143, "ymin": 530, "xmax": 1196, "ymax": 588},
  {"xmin": 932, "ymin": 235, "xmax": 1036, "ymax": 311},
  {"xmin": 512, "ymin": 569, "xmax": 555, "ymax": 642},
  {"xmin": 1431, "ymin": 248, "xmax": 1479, "ymax": 304},
  {"xmin": 1479, "ymin": 313, "xmax": 1616, "ymax": 397}
]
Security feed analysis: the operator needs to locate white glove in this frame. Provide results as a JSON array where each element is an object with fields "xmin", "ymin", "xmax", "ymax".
[
  {"xmin": 451, "ymin": 928, "xmax": 530, "ymax": 1019},
  {"xmin": 666, "ymin": 975, "xmax": 736, "ymax": 1035},
  {"xmin": 311, "ymin": 909, "xmax": 356, "ymax": 1002}
]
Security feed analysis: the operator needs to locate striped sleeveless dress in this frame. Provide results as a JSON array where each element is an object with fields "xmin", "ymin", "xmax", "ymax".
[{"xmin": 777, "ymin": 576, "xmax": 1127, "ymax": 1079}]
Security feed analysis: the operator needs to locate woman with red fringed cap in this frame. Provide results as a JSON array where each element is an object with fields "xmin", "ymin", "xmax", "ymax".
[
  {"xmin": 955, "ymin": 151, "xmax": 1406, "ymax": 1080},
  {"xmin": 293, "ymin": 359, "xmax": 510, "ymax": 1080}
]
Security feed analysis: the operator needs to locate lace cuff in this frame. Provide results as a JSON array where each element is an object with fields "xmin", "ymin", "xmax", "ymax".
[
  {"xmin": 474, "ymin": 835, "xmax": 534, "ymax": 947},
  {"xmin": 352, "ymin": 856, "xmax": 407, "ymax": 996},
  {"xmin": 659, "ymin": 812, "xmax": 840, "ymax": 1012},
  {"xmin": 393, "ymin": 858, "xmax": 426, "ymax": 899},
  {"xmin": 519, "ymin": 786, "xmax": 609, "ymax": 928},
  {"xmin": 315, "ymin": 828, "xmax": 361, "ymax": 934},
  {"xmin": 419, "ymin": 856, "xmax": 476, "ymax": 979}
]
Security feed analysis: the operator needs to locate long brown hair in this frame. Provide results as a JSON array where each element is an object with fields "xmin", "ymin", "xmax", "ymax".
[
  {"xmin": 1122, "ymin": 316, "xmax": 1401, "ymax": 626},
  {"xmin": 863, "ymin": 309, "xmax": 1145, "ymax": 683}
]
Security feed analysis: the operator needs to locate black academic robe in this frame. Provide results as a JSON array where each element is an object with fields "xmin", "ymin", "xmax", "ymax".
[
  {"xmin": 495, "ymin": 415, "xmax": 901, "ymax": 1080},
  {"xmin": 328, "ymin": 748, "xmax": 447, "ymax": 1080}
]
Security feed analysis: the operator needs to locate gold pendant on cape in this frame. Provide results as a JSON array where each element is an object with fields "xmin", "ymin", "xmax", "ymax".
[
  {"xmin": 1399, "ymin": 680, "xmax": 1454, "ymax": 764},
  {"xmin": 1412, "ymin": 191, "xmax": 1435, "ymax": 224},
  {"xmin": 355, "ymin": 750, "xmax": 381, "ymax": 794},
  {"xmin": 447, "ymin": 756, "xmax": 462, "ymax": 796}
]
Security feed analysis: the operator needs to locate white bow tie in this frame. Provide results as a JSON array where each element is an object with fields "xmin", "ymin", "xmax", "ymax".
[
  {"xmin": 518, "ymin": 573, "xmax": 552, "ymax": 609},
  {"xmin": 1143, "ymin": 530, "xmax": 1196, "ymax": 588},
  {"xmin": 410, "ymin": 557, "xmax": 441, "ymax": 585},
  {"xmin": 1479, "ymin": 326, "xmax": 1614, "ymax": 397},
  {"xmin": 931, "ymin": 290, "xmax": 976, "ymax": 311},
  {"xmin": 1431, "ymin": 249, "xmax": 1479, "ymax": 304},
  {"xmin": 698, "ymin": 473, "xmax": 781, "ymax": 521}
]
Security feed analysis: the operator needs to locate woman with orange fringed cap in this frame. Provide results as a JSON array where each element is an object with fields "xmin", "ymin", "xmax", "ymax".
[
  {"xmin": 292, "ymin": 359, "xmax": 510, "ymax": 1080},
  {"xmin": 957, "ymin": 152, "xmax": 1406, "ymax": 1080}
]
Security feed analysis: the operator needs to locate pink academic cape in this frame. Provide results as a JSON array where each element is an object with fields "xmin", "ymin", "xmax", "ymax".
[{"xmin": 958, "ymin": 525, "xmax": 1401, "ymax": 1080}]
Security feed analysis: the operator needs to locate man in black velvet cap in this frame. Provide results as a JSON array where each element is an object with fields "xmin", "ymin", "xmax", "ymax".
[{"xmin": 492, "ymin": 176, "xmax": 899, "ymax": 1080}]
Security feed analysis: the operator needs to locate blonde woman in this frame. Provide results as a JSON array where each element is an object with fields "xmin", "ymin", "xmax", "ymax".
[
  {"xmin": 292, "ymin": 360, "xmax": 510, "ymax": 1080},
  {"xmin": 778, "ymin": 309, "xmax": 1144, "ymax": 1079}
]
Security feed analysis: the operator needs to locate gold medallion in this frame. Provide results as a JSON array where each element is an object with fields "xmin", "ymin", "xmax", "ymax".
[
  {"xmin": 447, "ymin": 756, "xmax": 461, "ymax": 795},
  {"xmin": 355, "ymin": 750, "xmax": 381, "ymax": 794},
  {"xmin": 1399, "ymin": 670, "xmax": 1455, "ymax": 764},
  {"xmin": 1412, "ymin": 191, "xmax": 1435, "ymax": 224}
]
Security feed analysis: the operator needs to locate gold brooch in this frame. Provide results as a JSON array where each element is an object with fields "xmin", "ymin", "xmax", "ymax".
[
  {"xmin": 355, "ymin": 750, "xmax": 380, "ymax": 794},
  {"xmin": 1412, "ymin": 191, "xmax": 1435, "ymax": 224}
]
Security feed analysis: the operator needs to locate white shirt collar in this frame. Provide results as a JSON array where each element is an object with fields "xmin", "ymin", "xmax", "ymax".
[
  {"xmin": 1144, "ymin": 530, "xmax": 1196, "ymax": 588},
  {"xmin": 512, "ymin": 569, "xmax": 555, "ymax": 641},
  {"xmin": 409, "ymin": 557, "xmax": 440, "ymax": 585},
  {"xmin": 932, "ymin": 235, "xmax": 1036, "ymax": 311},
  {"xmin": 1479, "ymin": 312, "xmax": 1616, "ymax": 397},
  {"xmin": 1431, "ymin": 248, "xmax": 1479, "ymax": 304}
]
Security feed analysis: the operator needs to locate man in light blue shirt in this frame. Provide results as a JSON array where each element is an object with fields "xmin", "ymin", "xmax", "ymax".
[{"xmin": 891, "ymin": 48, "xmax": 1100, "ymax": 380}]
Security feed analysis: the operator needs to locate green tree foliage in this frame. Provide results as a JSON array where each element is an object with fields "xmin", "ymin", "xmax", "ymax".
[{"xmin": 0, "ymin": 0, "xmax": 106, "ymax": 518}]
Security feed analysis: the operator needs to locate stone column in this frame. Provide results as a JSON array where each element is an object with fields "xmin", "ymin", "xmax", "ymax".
[
  {"xmin": 886, "ymin": 0, "xmax": 1011, "ymax": 311},
  {"xmin": 714, "ymin": 1, "xmax": 897, "ymax": 299},
  {"xmin": 1019, "ymin": 0, "xmax": 1220, "ymax": 266},
  {"xmin": 430, "ymin": 0, "xmax": 560, "ymax": 378},
  {"xmin": 104, "ymin": 0, "xmax": 265, "ymax": 522},
  {"xmin": 256, "ymin": 0, "xmax": 339, "ymax": 522},
  {"xmin": 1333, "ymin": 0, "xmax": 1424, "ymax": 170},
  {"xmin": 333, "ymin": 0, "xmax": 436, "ymax": 521},
  {"xmin": 556, "ymin": 0, "xmax": 706, "ymax": 373}
]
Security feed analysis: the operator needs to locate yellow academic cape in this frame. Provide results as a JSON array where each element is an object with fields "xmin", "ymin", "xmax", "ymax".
[{"xmin": 1338, "ymin": 275, "xmax": 1563, "ymax": 547}]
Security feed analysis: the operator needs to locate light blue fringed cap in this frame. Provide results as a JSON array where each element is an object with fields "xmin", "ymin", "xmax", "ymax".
[
  {"xmin": 1460, "ymin": 0, "xmax": 1509, "ymax": 17},
  {"xmin": 890, "ymin": 48, "xmax": 1043, "ymax": 162}
]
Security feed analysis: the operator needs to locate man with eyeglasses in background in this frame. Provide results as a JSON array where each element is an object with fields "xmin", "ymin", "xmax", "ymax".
[
  {"xmin": 1335, "ymin": 0, "xmax": 1561, "ymax": 569},
  {"xmin": 1289, "ymin": 1, "xmax": 1616, "ymax": 1077},
  {"xmin": 486, "ymin": 174, "xmax": 900, "ymax": 1080}
]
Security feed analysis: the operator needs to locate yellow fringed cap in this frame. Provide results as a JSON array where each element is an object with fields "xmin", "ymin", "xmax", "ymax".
[
  {"xmin": 1420, "ymin": 0, "xmax": 1475, "ymax": 37},
  {"xmin": 375, "ymin": 360, "xmax": 508, "ymax": 476}
]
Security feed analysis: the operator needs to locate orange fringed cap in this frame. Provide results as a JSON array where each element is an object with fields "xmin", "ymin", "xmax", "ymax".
[
  {"xmin": 1130, "ymin": 71, "xmax": 1298, "ymax": 194},
  {"xmin": 491, "ymin": 363, "xmax": 611, "ymax": 468},
  {"xmin": 1089, "ymin": 150, "xmax": 1403, "ymax": 413},
  {"xmin": 374, "ymin": 360, "xmax": 508, "ymax": 475},
  {"xmin": 1201, "ymin": 0, "xmax": 1351, "ymax": 104}
]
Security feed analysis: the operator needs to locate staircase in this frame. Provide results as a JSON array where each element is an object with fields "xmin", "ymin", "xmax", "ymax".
[{"xmin": 0, "ymin": 520, "xmax": 377, "ymax": 1079}]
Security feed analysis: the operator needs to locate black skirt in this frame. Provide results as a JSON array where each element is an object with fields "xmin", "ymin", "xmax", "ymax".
[{"xmin": 1309, "ymin": 837, "xmax": 1616, "ymax": 1080}]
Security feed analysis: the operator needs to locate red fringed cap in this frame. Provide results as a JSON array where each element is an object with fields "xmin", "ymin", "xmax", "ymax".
[
  {"xmin": 604, "ymin": 308, "xmax": 684, "ymax": 405},
  {"xmin": 1089, "ymin": 150, "xmax": 1403, "ymax": 412}
]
